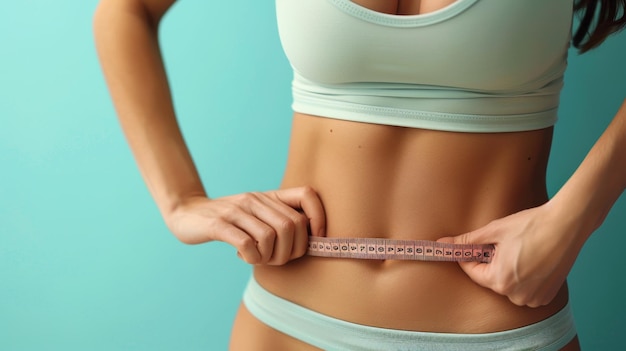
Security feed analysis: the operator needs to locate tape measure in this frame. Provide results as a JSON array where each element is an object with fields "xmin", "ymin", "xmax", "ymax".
[{"xmin": 307, "ymin": 237, "xmax": 494, "ymax": 263}]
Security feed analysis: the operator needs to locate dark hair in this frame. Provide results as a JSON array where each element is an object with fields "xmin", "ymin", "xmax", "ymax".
[{"xmin": 573, "ymin": 0, "xmax": 626, "ymax": 53}]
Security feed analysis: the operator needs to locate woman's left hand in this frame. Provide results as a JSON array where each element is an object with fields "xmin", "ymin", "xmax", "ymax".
[{"xmin": 437, "ymin": 202, "xmax": 585, "ymax": 307}]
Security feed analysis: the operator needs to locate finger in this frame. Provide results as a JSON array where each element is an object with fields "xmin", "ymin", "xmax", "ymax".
[
  {"xmin": 435, "ymin": 236, "xmax": 455, "ymax": 244},
  {"xmin": 259, "ymin": 196, "xmax": 309, "ymax": 259},
  {"xmin": 212, "ymin": 220, "xmax": 262, "ymax": 264},
  {"xmin": 255, "ymin": 192, "xmax": 309, "ymax": 257},
  {"xmin": 221, "ymin": 200, "xmax": 278, "ymax": 264},
  {"xmin": 440, "ymin": 230, "xmax": 492, "ymax": 246},
  {"xmin": 457, "ymin": 261, "xmax": 493, "ymax": 289},
  {"xmin": 435, "ymin": 232, "xmax": 495, "ymax": 290},
  {"xmin": 273, "ymin": 186, "xmax": 326, "ymax": 237},
  {"xmin": 251, "ymin": 194, "xmax": 302, "ymax": 264},
  {"xmin": 289, "ymin": 221, "xmax": 309, "ymax": 259}
]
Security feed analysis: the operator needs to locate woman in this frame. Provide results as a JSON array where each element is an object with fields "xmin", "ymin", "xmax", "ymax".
[{"xmin": 94, "ymin": 0, "xmax": 625, "ymax": 349}]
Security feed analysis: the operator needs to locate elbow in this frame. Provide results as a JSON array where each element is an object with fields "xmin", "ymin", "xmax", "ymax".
[
  {"xmin": 92, "ymin": 0, "xmax": 162, "ymax": 59},
  {"xmin": 92, "ymin": 0, "xmax": 122, "ymax": 46},
  {"xmin": 92, "ymin": 0, "xmax": 120, "ymax": 33},
  {"xmin": 92, "ymin": 0, "xmax": 157, "ymax": 38},
  {"xmin": 94, "ymin": 0, "xmax": 173, "ymax": 33},
  {"xmin": 92, "ymin": 1, "xmax": 106, "ymax": 40}
]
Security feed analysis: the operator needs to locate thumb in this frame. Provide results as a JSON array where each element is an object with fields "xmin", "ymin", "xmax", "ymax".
[
  {"xmin": 437, "ymin": 226, "xmax": 494, "ymax": 246},
  {"xmin": 437, "ymin": 228, "xmax": 496, "ymax": 288}
]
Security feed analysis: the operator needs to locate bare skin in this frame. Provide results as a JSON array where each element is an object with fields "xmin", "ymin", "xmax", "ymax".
[
  {"xmin": 94, "ymin": 0, "xmax": 626, "ymax": 350},
  {"xmin": 231, "ymin": 113, "xmax": 579, "ymax": 349},
  {"xmin": 234, "ymin": 1, "xmax": 580, "ymax": 349}
]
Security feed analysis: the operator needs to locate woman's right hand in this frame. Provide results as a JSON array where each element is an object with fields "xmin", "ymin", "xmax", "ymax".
[{"xmin": 165, "ymin": 186, "xmax": 326, "ymax": 266}]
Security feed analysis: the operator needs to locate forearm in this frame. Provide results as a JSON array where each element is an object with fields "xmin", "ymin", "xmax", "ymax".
[
  {"xmin": 94, "ymin": 0, "xmax": 205, "ymax": 219},
  {"xmin": 549, "ymin": 99, "xmax": 626, "ymax": 245}
]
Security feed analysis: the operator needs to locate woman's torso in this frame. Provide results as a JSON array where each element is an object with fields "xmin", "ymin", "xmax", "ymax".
[
  {"xmin": 255, "ymin": 113, "xmax": 568, "ymax": 334},
  {"xmin": 255, "ymin": 0, "xmax": 570, "ymax": 335}
]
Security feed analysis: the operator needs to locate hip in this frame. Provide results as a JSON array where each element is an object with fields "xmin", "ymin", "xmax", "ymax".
[{"xmin": 240, "ymin": 276, "xmax": 577, "ymax": 350}]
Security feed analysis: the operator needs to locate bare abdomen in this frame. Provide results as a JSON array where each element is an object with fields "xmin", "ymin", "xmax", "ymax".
[{"xmin": 254, "ymin": 113, "xmax": 568, "ymax": 333}]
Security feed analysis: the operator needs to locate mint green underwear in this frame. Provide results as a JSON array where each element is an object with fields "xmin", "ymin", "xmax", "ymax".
[{"xmin": 243, "ymin": 277, "xmax": 577, "ymax": 350}]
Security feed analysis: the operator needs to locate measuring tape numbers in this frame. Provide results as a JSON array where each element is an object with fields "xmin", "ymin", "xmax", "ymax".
[{"xmin": 307, "ymin": 237, "xmax": 494, "ymax": 263}]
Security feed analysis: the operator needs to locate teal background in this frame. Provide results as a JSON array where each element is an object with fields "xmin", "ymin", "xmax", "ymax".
[{"xmin": 0, "ymin": 1, "xmax": 624, "ymax": 350}]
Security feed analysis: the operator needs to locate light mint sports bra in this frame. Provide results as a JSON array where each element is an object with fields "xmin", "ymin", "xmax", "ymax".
[{"xmin": 276, "ymin": 0, "xmax": 574, "ymax": 132}]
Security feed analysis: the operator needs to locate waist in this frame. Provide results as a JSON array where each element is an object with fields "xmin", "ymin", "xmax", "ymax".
[
  {"xmin": 255, "ymin": 112, "xmax": 566, "ymax": 333},
  {"xmin": 281, "ymin": 112, "xmax": 553, "ymax": 240}
]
